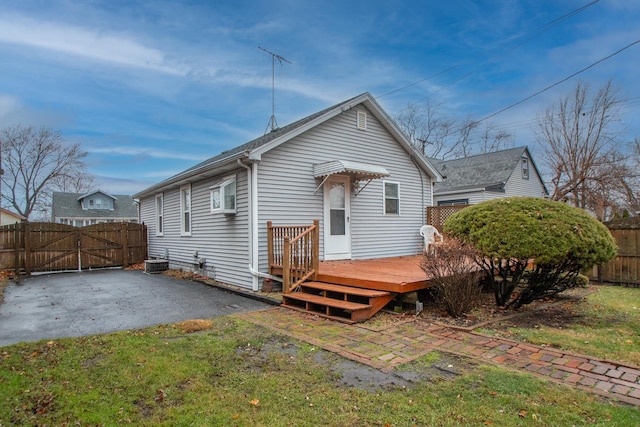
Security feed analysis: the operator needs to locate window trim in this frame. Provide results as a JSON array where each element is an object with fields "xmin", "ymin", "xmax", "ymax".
[
  {"xmin": 383, "ymin": 181, "xmax": 400, "ymax": 215},
  {"xmin": 210, "ymin": 175, "xmax": 237, "ymax": 215},
  {"xmin": 180, "ymin": 184, "xmax": 192, "ymax": 236},
  {"xmin": 437, "ymin": 199, "xmax": 469, "ymax": 206},
  {"xmin": 521, "ymin": 156, "xmax": 530, "ymax": 180},
  {"xmin": 155, "ymin": 193, "xmax": 164, "ymax": 236}
]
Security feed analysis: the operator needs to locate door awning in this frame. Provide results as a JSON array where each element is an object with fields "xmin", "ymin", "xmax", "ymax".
[
  {"xmin": 313, "ymin": 160, "xmax": 390, "ymax": 195},
  {"xmin": 313, "ymin": 160, "xmax": 390, "ymax": 181}
]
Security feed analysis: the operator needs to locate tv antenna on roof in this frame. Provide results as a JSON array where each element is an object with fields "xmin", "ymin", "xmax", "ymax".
[{"xmin": 259, "ymin": 46, "xmax": 291, "ymax": 134}]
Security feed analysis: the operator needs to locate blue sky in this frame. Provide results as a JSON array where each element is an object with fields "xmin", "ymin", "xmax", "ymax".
[{"xmin": 1, "ymin": 0, "xmax": 639, "ymax": 195}]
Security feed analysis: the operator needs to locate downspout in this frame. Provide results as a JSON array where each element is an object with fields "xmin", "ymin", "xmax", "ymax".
[
  {"xmin": 237, "ymin": 158, "xmax": 265, "ymax": 291},
  {"xmin": 411, "ymin": 156, "xmax": 427, "ymax": 223}
]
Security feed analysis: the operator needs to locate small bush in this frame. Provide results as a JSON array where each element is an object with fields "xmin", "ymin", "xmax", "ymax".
[{"xmin": 420, "ymin": 238, "xmax": 483, "ymax": 317}]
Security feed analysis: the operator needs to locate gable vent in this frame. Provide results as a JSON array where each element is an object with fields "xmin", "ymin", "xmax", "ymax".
[{"xmin": 357, "ymin": 111, "xmax": 367, "ymax": 130}]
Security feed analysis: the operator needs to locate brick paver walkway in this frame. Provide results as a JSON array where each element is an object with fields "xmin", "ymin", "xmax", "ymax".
[{"xmin": 238, "ymin": 307, "xmax": 640, "ymax": 406}]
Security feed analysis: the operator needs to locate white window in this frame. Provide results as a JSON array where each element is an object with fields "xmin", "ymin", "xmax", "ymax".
[
  {"xmin": 521, "ymin": 157, "xmax": 530, "ymax": 179},
  {"xmin": 383, "ymin": 181, "xmax": 400, "ymax": 215},
  {"xmin": 357, "ymin": 111, "xmax": 367, "ymax": 130},
  {"xmin": 180, "ymin": 184, "xmax": 191, "ymax": 236},
  {"xmin": 210, "ymin": 175, "xmax": 237, "ymax": 214},
  {"xmin": 155, "ymin": 193, "xmax": 164, "ymax": 236}
]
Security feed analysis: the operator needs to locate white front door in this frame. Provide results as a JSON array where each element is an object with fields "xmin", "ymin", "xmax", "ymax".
[{"xmin": 324, "ymin": 175, "xmax": 351, "ymax": 260}]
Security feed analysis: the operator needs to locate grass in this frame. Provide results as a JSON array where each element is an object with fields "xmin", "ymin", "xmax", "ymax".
[
  {"xmin": 1, "ymin": 317, "xmax": 638, "ymax": 426},
  {"xmin": 480, "ymin": 285, "xmax": 640, "ymax": 366}
]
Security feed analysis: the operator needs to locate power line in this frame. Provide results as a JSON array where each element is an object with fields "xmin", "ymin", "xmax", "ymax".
[
  {"xmin": 377, "ymin": 0, "xmax": 600, "ymax": 101},
  {"xmin": 476, "ymin": 39, "xmax": 640, "ymax": 124}
]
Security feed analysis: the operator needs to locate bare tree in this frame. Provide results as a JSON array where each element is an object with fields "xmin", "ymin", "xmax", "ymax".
[
  {"xmin": 534, "ymin": 80, "xmax": 626, "ymax": 215},
  {"xmin": 395, "ymin": 101, "xmax": 512, "ymax": 160},
  {"xmin": 1, "ymin": 125, "xmax": 91, "ymax": 219}
]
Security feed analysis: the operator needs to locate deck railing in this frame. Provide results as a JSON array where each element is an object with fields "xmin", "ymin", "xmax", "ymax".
[{"xmin": 267, "ymin": 220, "xmax": 320, "ymax": 293}]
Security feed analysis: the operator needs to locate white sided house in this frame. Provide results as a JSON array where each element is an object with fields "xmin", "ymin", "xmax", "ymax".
[
  {"xmin": 134, "ymin": 93, "xmax": 442, "ymax": 292},
  {"xmin": 430, "ymin": 146, "xmax": 548, "ymax": 206}
]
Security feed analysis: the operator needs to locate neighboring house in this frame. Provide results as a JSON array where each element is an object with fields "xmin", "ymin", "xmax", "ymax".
[
  {"xmin": 430, "ymin": 146, "xmax": 548, "ymax": 206},
  {"xmin": 134, "ymin": 93, "xmax": 442, "ymax": 291},
  {"xmin": 51, "ymin": 190, "xmax": 139, "ymax": 225},
  {"xmin": 0, "ymin": 207, "xmax": 26, "ymax": 225}
]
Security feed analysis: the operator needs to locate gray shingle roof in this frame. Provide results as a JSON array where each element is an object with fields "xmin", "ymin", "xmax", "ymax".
[
  {"xmin": 134, "ymin": 93, "xmax": 442, "ymax": 198},
  {"xmin": 161, "ymin": 95, "xmax": 365, "ymax": 185},
  {"xmin": 431, "ymin": 147, "xmax": 528, "ymax": 194},
  {"xmin": 51, "ymin": 191, "xmax": 138, "ymax": 219}
]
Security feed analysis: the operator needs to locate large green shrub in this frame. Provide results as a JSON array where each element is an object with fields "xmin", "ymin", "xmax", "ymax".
[{"xmin": 444, "ymin": 197, "xmax": 617, "ymax": 308}]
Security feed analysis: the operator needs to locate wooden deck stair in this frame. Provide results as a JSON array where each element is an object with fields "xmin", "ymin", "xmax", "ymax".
[{"xmin": 282, "ymin": 281, "xmax": 396, "ymax": 324}]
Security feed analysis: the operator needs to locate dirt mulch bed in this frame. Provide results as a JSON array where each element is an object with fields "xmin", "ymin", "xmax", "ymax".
[{"xmin": 417, "ymin": 286, "xmax": 594, "ymax": 331}]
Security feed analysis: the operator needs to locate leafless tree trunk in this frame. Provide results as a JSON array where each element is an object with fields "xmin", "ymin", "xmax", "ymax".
[
  {"xmin": 534, "ymin": 80, "xmax": 627, "ymax": 216},
  {"xmin": 395, "ymin": 101, "xmax": 512, "ymax": 160},
  {"xmin": 1, "ymin": 125, "xmax": 91, "ymax": 219}
]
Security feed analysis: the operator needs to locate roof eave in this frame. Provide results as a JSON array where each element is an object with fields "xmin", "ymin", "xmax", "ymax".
[{"xmin": 133, "ymin": 151, "xmax": 248, "ymax": 198}]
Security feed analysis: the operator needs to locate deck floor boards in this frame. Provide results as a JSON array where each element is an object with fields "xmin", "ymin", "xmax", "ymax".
[{"xmin": 317, "ymin": 255, "xmax": 429, "ymax": 293}]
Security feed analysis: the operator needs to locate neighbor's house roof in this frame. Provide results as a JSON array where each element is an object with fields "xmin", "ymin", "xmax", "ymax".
[
  {"xmin": 51, "ymin": 191, "xmax": 138, "ymax": 219},
  {"xmin": 134, "ymin": 92, "xmax": 442, "ymax": 198},
  {"xmin": 429, "ymin": 146, "xmax": 548, "ymax": 196}
]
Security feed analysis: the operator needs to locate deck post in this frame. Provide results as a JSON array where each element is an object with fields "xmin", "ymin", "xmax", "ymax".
[
  {"xmin": 267, "ymin": 221, "xmax": 273, "ymax": 274},
  {"xmin": 283, "ymin": 235, "xmax": 291, "ymax": 293},
  {"xmin": 312, "ymin": 219, "xmax": 319, "ymax": 280}
]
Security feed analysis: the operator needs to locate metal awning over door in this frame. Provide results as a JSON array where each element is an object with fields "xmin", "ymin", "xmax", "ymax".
[{"xmin": 313, "ymin": 160, "xmax": 390, "ymax": 195}]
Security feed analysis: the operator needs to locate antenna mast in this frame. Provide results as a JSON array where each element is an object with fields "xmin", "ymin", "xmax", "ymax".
[{"xmin": 259, "ymin": 46, "xmax": 291, "ymax": 133}]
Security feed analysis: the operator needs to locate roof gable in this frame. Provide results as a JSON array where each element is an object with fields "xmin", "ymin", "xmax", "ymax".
[
  {"xmin": 78, "ymin": 190, "xmax": 117, "ymax": 202},
  {"xmin": 134, "ymin": 93, "xmax": 442, "ymax": 198},
  {"xmin": 52, "ymin": 192, "xmax": 138, "ymax": 219},
  {"xmin": 432, "ymin": 146, "xmax": 547, "ymax": 195}
]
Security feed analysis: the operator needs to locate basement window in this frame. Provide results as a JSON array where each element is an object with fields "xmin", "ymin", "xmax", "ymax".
[{"xmin": 210, "ymin": 175, "xmax": 236, "ymax": 215}]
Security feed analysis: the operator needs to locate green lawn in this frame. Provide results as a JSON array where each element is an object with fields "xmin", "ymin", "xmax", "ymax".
[
  {"xmin": 1, "ymin": 316, "xmax": 638, "ymax": 426},
  {"xmin": 481, "ymin": 285, "xmax": 640, "ymax": 366}
]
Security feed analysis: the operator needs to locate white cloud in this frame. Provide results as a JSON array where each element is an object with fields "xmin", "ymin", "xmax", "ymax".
[
  {"xmin": 0, "ymin": 94, "xmax": 20, "ymax": 118},
  {"xmin": 88, "ymin": 145, "xmax": 205, "ymax": 162},
  {"xmin": 0, "ymin": 14, "xmax": 186, "ymax": 75}
]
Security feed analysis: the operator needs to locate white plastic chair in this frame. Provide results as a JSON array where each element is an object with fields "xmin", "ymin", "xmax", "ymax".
[{"xmin": 420, "ymin": 225, "xmax": 443, "ymax": 254}]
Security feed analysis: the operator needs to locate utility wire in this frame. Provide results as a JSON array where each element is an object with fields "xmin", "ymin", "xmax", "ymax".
[
  {"xmin": 377, "ymin": 0, "xmax": 600, "ymax": 101},
  {"xmin": 476, "ymin": 39, "xmax": 640, "ymax": 124}
]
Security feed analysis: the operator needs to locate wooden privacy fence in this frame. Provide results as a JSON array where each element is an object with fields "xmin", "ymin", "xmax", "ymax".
[
  {"xmin": 426, "ymin": 205, "xmax": 469, "ymax": 232},
  {"xmin": 0, "ymin": 222, "xmax": 148, "ymax": 275},
  {"xmin": 595, "ymin": 218, "xmax": 640, "ymax": 286}
]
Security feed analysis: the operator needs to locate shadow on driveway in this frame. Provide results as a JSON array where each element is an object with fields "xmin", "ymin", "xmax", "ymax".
[{"xmin": 0, "ymin": 269, "xmax": 272, "ymax": 347}]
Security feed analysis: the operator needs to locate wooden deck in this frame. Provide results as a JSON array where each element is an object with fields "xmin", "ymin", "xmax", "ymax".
[{"xmin": 317, "ymin": 255, "xmax": 429, "ymax": 294}]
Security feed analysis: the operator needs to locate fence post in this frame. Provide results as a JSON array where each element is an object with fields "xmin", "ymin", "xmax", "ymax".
[
  {"xmin": 121, "ymin": 222, "xmax": 129, "ymax": 267},
  {"xmin": 13, "ymin": 223, "xmax": 20, "ymax": 276},
  {"xmin": 23, "ymin": 222, "xmax": 31, "ymax": 275}
]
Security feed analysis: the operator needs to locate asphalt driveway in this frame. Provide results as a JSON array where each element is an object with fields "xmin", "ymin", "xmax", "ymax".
[{"xmin": 0, "ymin": 269, "xmax": 273, "ymax": 347}]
